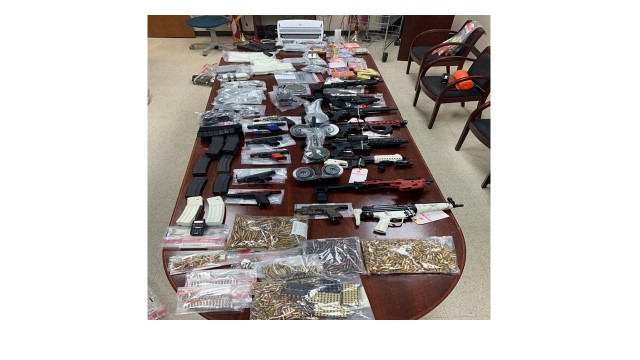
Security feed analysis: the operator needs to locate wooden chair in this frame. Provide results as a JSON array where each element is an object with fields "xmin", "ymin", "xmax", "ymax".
[
  {"xmin": 455, "ymin": 101, "xmax": 490, "ymax": 188},
  {"xmin": 405, "ymin": 20, "xmax": 486, "ymax": 77},
  {"xmin": 413, "ymin": 46, "xmax": 490, "ymax": 129}
]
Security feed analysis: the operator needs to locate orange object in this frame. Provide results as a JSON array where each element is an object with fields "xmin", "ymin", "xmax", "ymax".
[{"xmin": 453, "ymin": 70, "xmax": 474, "ymax": 90}]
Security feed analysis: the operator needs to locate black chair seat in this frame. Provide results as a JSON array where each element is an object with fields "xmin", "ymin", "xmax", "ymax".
[
  {"xmin": 472, "ymin": 119, "xmax": 490, "ymax": 140},
  {"xmin": 421, "ymin": 76, "xmax": 484, "ymax": 98},
  {"xmin": 411, "ymin": 46, "xmax": 440, "ymax": 63}
]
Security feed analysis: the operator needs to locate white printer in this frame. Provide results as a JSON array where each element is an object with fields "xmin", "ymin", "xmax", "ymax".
[{"xmin": 276, "ymin": 19, "xmax": 326, "ymax": 51}]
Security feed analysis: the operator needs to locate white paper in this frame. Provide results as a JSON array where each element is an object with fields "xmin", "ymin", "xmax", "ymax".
[
  {"xmin": 412, "ymin": 211, "xmax": 449, "ymax": 225},
  {"xmin": 348, "ymin": 168, "xmax": 368, "ymax": 183}
]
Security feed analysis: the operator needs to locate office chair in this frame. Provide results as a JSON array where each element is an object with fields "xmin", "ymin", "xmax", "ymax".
[
  {"xmin": 186, "ymin": 16, "xmax": 231, "ymax": 56},
  {"xmin": 406, "ymin": 20, "xmax": 485, "ymax": 79},
  {"xmin": 413, "ymin": 46, "xmax": 490, "ymax": 129},
  {"xmin": 455, "ymin": 101, "xmax": 490, "ymax": 188}
]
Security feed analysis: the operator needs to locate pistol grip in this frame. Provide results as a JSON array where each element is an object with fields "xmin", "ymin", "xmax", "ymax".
[
  {"xmin": 373, "ymin": 216, "xmax": 391, "ymax": 235},
  {"xmin": 353, "ymin": 209, "xmax": 362, "ymax": 226}
]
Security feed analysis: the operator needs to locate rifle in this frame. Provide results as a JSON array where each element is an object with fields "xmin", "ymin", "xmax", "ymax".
[
  {"xmin": 334, "ymin": 119, "xmax": 408, "ymax": 138},
  {"xmin": 245, "ymin": 136, "xmax": 284, "ymax": 147},
  {"xmin": 326, "ymin": 94, "xmax": 381, "ymax": 108},
  {"xmin": 353, "ymin": 198, "xmax": 463, "ymax": 235},
  {"xmin": 294, "ymin": 204, "xmax": 349, "ymax": 221},
  {"xmin": 324, "ymin": 154, "xmax": 412, "ymax": 171},
  {"xmin": 315, "ymin": 178, "xmax": 432, "ymax": 203},
  {"xmin": 326, "ymin": 107, "xmax": 398, "ymax": 121},
  {"xmin": 246, "ymin": 123, "xmax": 285, "ymax": 134},
  {"xmin": 319, "ymin": 79, "xmax": 384, "ymax": 91},
  {"xmin": 326, "ymin": 136, "xmax": 409, "ymax": 156},
  {"xmin": 225, "ymin": 190, "xmax": 282, "ymax": 207},
  {"xmin": 236, "ymin": 170, "xmax": 277, "ymax": 183}
]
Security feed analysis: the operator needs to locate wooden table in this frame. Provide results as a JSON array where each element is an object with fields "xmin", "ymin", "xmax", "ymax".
[{"xmin": 162, "ymin": 52, "xmax": 466, "ymax": 320}]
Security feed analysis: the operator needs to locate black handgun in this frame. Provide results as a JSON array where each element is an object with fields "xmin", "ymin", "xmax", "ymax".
[
  {"xmin": 226, "ymin": 190, "xmax": 282, "ymax": 207},
  {"xmin": 246, "ymin": 123, "xmax": 285, "ymax": 134},
  {"xmin": 294, "ymin": 204, "xmax": 349, "ymax": 221},
  {"xmin": 245, "ymin": 136, "xmax": 284, "ymax": 147},
  {"xmin": 249, "ymin": 149, "xmax": 290, "ymax": 162},
  {"xmin": 236, "ymin": 170, "xmax": 277, "ymax": 183}
]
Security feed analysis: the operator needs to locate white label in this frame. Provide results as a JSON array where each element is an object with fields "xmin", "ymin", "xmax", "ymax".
[
  {"xmin": 291, "ymin": 221, "xmax": 308, "ymax": 238},
  {"xmin": 413, "ymin": 211, "xmax": 449, "ymax": 225},
  {"xmin": 348, "ymin": 168, "xmax": 368, "ymax": 183}
]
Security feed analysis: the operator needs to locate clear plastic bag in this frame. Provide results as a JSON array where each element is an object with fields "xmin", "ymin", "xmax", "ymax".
[
  {"xmin": 241, "ymin": 148, "xmax": 292, "ymax": 165},
  {"xmin": 197, "ymin": 109, "xmax": 238, "ymax": 127},
  {"xmin": 210, "ymin": 104, "xmax": 266, "ymax": 119},
  {"xmin": 280, "ymin": 57, "xmax": 310, "ymax": 66},
  {"xmin": 305, "ymin": 237, "xmax": 367, "ymax": 275},
  {"xmin": 268, "ymin": 88, "xmax": 305, "ymax": 112},
  {"xmin": 224, "ymin": 189, "xmax": 284, "ymax": 206},
  {"xmin": 227, "ymin": 215, "xmax": 309, "ymax": 249},
  {"xmin": 185, "ymin": 269, "xmax": 257, "ymax": 287},
  {"xmin": 432, "ymin": 21, "xmax": 482, "ymax": 56},
  {"xmin": 167, "ymin": 250, "xmax": 241, "ymax": 275},
  {"xmin": 192, "ymin": 64, "xmax": 217, "ymax": 86},
  {"xmin": 240, "ymin": 119, "xmax": 289, "ymax": 136},
  {"xmin": 274, "ymin": 71, "xmax": 321, "ymax": 84},
  {"xmin": 221, "ymin": 80, "xmax": 266, "ymax": 91},
  {"xmin": 222, "ymin": 51, "xmax": 272, "ymax": 63},
  {"xmin": 176, "ymin": 284, "xmax": 252, "ymax": 314},
  {"xmin": 273, "ymin": 83, "xmax": 311, "ymax": 97},
  {"xmin": 361, "ymin": 236, "xmax": 460, "ymax": 274},
  {"xmin": 232, "ymin": 168, "xmax": 288, "ymax": 185},
  {"xmin": 301, "ymin": 64, "xmax": 329, "ymax": 74},
  {"xmin": 162, "ymin": 225, "xmax": 228, "ymax": 249},
  {"xmin": 244, "ymin": 134, "xmax": 296, "ymax": 150},
  {"xmin": 253, "ymin": 254, "xmax": 323, "ymax": 281},
  {"xmin": 214, "ymin": 88, "xmax": 265, "ymax": 106},
  {"xmin": 148, "ymin": 287, "xmax": 168, "ymax": 320},
  {"xmin": 302, "ymin": 127, "xmax": 329, "ymax": 164},
  {"xmin": 250, "ymin": 274, "xmax": 374, "ymax": 320},
  {"xmin": 231, "ymin": 247, "xmax": 306, "ymax": 269},
  {"xmin": 303, "ymin": 99, "xmax": 329, "ymax": 124}
]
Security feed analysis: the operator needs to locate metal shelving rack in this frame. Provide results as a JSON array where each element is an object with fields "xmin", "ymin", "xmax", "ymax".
[{"xmin": 347, "ymin": 15, "xmax": 404, "ymax": 62}]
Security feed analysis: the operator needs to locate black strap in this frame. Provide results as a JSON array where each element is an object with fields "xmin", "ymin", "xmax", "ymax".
[
  {"xmin": 192, "ymin": 156, "xmax": 212, "ymax": 176},
  {"xmin": 185, "ymin": 177, "xmax": 207, "ymax": 198}
]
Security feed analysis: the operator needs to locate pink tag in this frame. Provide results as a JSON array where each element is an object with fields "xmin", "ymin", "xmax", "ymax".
[{"xmin": 348, "ymin": 168, "xmax": 368, "ymax": 183}]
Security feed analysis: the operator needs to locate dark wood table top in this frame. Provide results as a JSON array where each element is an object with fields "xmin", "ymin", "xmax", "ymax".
[{"xmin": 162, "ymin": 51, "xmax": 466, "ymax": 320}]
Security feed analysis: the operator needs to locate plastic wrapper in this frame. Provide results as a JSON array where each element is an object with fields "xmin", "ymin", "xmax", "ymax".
[
  {"xmin": 301, "ymin": 64, "xmax": 329, "ymax": 74},
  {"xmin": 167, "ymin": 250, "xmax": 241, "ymax": 275},
  {"xmin": 241, "ymin": 148, "xmax": 292, "ymax": 165},
  {"xmin": 221, "ymin": 80, "xmax": 266, "ymax": 91},
  {"xmin": 254, "ymin": 115, "xmax": 302, "ymax": 126},
  {"xmin": 210, "ymin": 104, "xmax": 266, "ymax": 120},
  {"xmin": 222, "ymin": 51, "xmax": 272, "ymax": 63},
  {"xmin": 214, "ymin": 88, "xmax": 265, "ymax": 106},
  {"xmin": 273, "ymin": 83, "xmax": 311, "ymax": 97},
  {"xmin": 224, "ymin": 189, "xmax": 284, "ymax": 206},
  {"xmin": 268, "ymin": 88, "xmax": 305, "ymax": 112},
  {"xmin": 148, "ymin": 287, "xmax": 168, "ymax": 320},
  {"xmin": 232, "ymin": 168, "xmax": 288, "ymax": 185},
  {"xmin": 303, "ymin": 98, "xmax": 329, "ymax": 124},
  {"xmin": 162, "ymin": 225, "xmax": 228, "ymax": 249},
  {"xmin": 323, "ymin": 87, "xmax": 365, "ymax": 96},
  {"xmin": 231, "ymin": 247, "xmax": 306, "ymax": 269},
  {"xmin": 432, "ymin": 20, "xmax": 482, "ymax": 56},
  {"xmin": 302, "ymin": 127, "xmax": 329, "ymax": 164},
  {"xmin": 361, "ymin": 237, "xmax": 460, "ymax": 274},
  {"xmin": 196, "ymin": 109, "xmax": 239, "ymax": 127},
  {"xmin": 253, "ymin": 254, "xmax": 323, "ymax": 281},
  {"xmin": 250, "ymin": 275, "xmax": 374, "ymax": 320},
  {"xmin": 280, "ymin": 57, "xmax": 310, "ymax": 66},
  {"xmin": 293, "ymin": 203, "xmax": 353, "ymax": 220},
  {"xmin": 347, "ymin": 57, "xmax": 367, "ymax": 70},
  {"xmin": 192, "ymin": 64, "xmax": 217, "ymax": 86},
  {"xmin": 244, "ymin": 134, "xmax": 296, "ymax": 150},
  {"xmin": 305, "ymin": 237, "xmax": 367, "ymax": 275},
  {"xmin": 227, "ymin": 215, "xmax": 309, "ymax": 249},
  {"xmin": 274, "ymin": 71, "xmax": 322, "ymax": 84},
  {"xmin": 251, "ymin": 59, "xmax": 296, "ymax": 75},
  {"xmin": 185, "ymin": 269, "xmax": 257, "ymax": 287},
  {"xmin": 240, "ymin": 119, "xmax": 289, "ymax": 136},
  {"xmin": 176, "ymin": 284, "xmax": 252, "ymax": 314},
  {"xmin": 309, "ymin": 57, "xmax": 328, "ymax": 67}
]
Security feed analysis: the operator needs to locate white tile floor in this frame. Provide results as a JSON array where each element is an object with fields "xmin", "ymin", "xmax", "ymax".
[{"xmin": 147, "ymin": 36, "xmax": 490, "ymax": 320}]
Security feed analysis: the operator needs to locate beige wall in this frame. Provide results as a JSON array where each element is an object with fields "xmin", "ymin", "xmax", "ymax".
[{"xmin": 451, "ymin": 15, "xmax": 490, "ymax": 52}]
